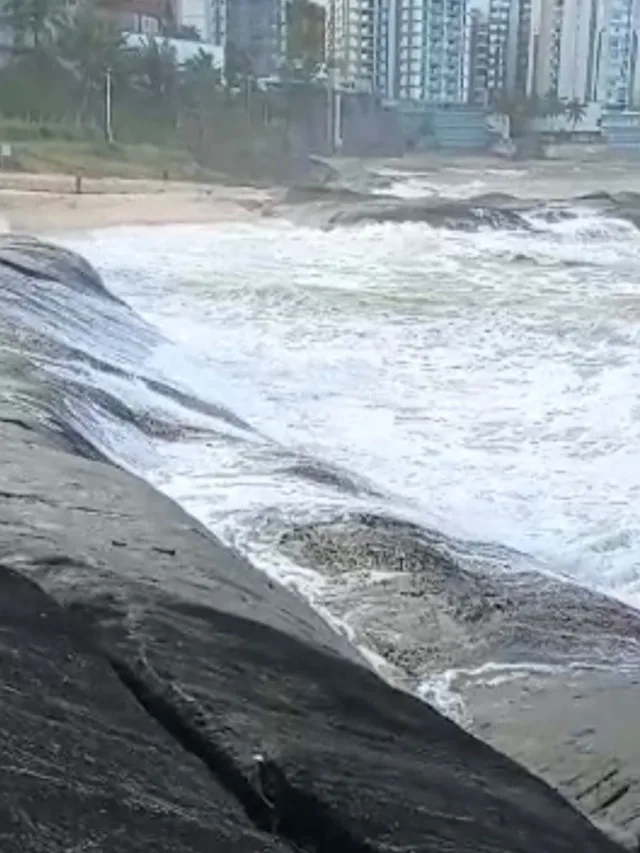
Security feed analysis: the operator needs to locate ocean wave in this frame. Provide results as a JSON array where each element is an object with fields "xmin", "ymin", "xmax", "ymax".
[
  {"xmin": 3, "ymin": 233, "xmax": 640, "ymax": 722},
  {"xmin": 278, "ymin": 185, "xmax": 640, "ymax": 235}
]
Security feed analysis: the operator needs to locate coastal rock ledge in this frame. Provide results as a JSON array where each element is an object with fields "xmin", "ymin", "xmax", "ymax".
[{"xmin": 0, "ymin": 236, "xmax": 632, "ymax": 852}]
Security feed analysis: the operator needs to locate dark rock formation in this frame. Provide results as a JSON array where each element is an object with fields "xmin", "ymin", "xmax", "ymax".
[
  {"xmin": 0, "ymin": 563, "xmax": 285, "ymax": 853},
  {"xmin": 0, "ymin": 236, "xmax": 631, "ymax": 852},
  {"xmin": 279, "ymin": 513, "xmax": 640, "ymax": 845},
  {"xmin": 277, "ymin": 182, "xmax": 640, "ymax": 236}
]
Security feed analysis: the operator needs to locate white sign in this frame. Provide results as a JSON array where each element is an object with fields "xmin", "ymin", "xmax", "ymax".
[{"xmin": 0, "ymin": 143, "xmax": 12, "ymax": 158}]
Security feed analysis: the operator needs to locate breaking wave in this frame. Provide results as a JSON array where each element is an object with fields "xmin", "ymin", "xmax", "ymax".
[
  {"xmin": 278, "ymin": 185, "xmax": 640, "ymax": 234},
  {"xmin": 2, "ymin": 221, "xmax": 640, "ymax": 718}
]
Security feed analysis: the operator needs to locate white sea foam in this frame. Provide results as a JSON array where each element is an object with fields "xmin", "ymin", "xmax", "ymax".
[
  {"xmin": 54, "ymin": 189, "xmax": 640, "ymax": 714},
  {"xmin": 416, "ymin": 659, "xmax": 628, "ymax": 721}
]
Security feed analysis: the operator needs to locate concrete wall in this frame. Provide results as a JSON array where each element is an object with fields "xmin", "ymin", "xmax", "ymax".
[
  {"xmin": 397, "ymin": 102, "xmax": 496, "ymax": 152},
  {"xmin": 287, "ymin": 87, "xmax": 330, "ymax": 157},
  {"xmin": 530, "ymin": 101, "xmax": 603, "ymax": 133},
  {"xmin": 602, "ymin": 108, "xmax": 640, "ymax": 150},
  {"xmin": 339, "ymin": 92, "xmax": 403, "ymax": 156},
  {"xmin": 285, "ymin": 90, "xmax": 403, "ymax": 159}
]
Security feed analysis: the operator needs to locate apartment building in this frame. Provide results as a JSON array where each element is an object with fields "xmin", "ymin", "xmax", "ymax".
[
  {"xmin": 530, "ymin": 0, "xmax": 564, "ymax": 96},
  {"xmin": 486, "ymin": 0, "xmax": 511, "ymax": 92},
  {"xmin": 226, "ymin": 0, "xmax": 284, "ymax": 76},
  {"xmin": 208, "ymin": 0, "xmax": 227, "ymax": 45},
  {"xmin": 332, "ymin": 0, "xmax": 376, "ymax": 91},
  {"xmin": 595, "ymin": 0, "xmax": 640, "ymax": 106},
  {"xmin": 466, "ymin": 7, "xmax": 489, "ymax": 103},
  {"xmin": 484, "ymin": 0, "xmax": 534, "ymax": 97},
  {"xmin": 173, "ymin": 0, "xmax": 210, "ymax": 37},
  {"xmin": 173, "ymin": 0, "xmax": 284, "ymax": 77},
  {"xmin": 377, "ymin": 0, "xmax": 468, "ymax": 102},
  {"xmin": 555, "ymin": 0, "xmax": 601, "ymax": 101},
  {"xmin": 512, "ymin": 0, "xmax": 533, "ymax": 93},
  {"xmin": 527, "ymin": 0, "xmax": 640, "ymax": 108}
]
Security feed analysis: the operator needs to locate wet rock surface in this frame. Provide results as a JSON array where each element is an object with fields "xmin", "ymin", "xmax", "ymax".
[
  {"xmin": 0, "ymin": 237, "xmax": 631, "ymax": 852},
  {"xmin": 0, "ymin": 563, "xmax": 285, "ymax": 853},
  {"xmin": 280, "ymin": 514, "xmax": 640, "ymax": 847},
  {"xmin": 465, "ymin": 668, "xmax": 640, "ymax": 848},
  {"xmin": 280, "ymin": 515, "xmax": 640, "ymax": 675},
  {"xmin": 276, "ymin": 184, "xmax": 640, "ymax": 234}
]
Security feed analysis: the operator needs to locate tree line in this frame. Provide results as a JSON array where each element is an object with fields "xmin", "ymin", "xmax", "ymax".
[{"xmin": 0, "ymin": 0, "xmax": 327, "ymax": 175}]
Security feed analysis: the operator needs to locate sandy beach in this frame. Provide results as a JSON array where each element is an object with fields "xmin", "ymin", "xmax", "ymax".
[
  {"xmin": 7, "ymin": 157, "xmax": 640, "ymax": 234},
  {"xmin": 0, "ymin": 172, "xmax": 273, "ymax": 233}
]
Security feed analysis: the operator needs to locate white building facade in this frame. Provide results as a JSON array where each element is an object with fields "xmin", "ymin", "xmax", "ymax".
[
  {"xmin": 485, "ymin": 0, "xmax": 534, "ymax": 96},
  {"xmin": 555, "ymin": 0, "xmax": 601, "ymax": 101},
  {"xmin": 207, "ymin": 0, "xmax": 227, "ymax": 46},
  {"xmin": 328, "ymin": 0, "xmax": 376, "ymax": 91},
  {"xmin": 466, "ymin": 8, "xmax": 489, "ymax": 103},
  {"xmin": 175, "ymin": 0, "xmax": 211, "ymax": 39},
  {"xmin": 377, "ymin": 0, "xmax": 468, "ymax": 102},
  {"xmin": 596, "ymin": 0, "xmax": 640, "ymax": 105},
  {"xmin": 529, "ymin": 0, "xmax": 640, "ymax": 108}
]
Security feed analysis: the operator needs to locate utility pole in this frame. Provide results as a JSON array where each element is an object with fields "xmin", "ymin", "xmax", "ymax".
[
  {"xmin": 326, "ymin": 0, "xmax": 336, "ymax": 154},
  {"xmin": 245, "ymin": 75, "xmax": 252, "ymax": 127},
  {"xmin": 105, "ymin": 66, "xmax": 114, "ymax": 144}
]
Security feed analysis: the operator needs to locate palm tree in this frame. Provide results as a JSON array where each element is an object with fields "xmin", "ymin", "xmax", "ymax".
[
  {"xmin": 1, "ymin": 0, "xmax": 66, "ymax": 52},
  {"xmin": 180, "ymin": 49, "xmax": 222, "ymax": 112},
  {"xmin": 564, "ymin": 98, "xmax": 587, "ymax": 130},
  {"xmin": 131, "ymin": 36, "xmax": 179, "ymax": 104},
  {"xmin": 224, "ymin": 40, "xmax": 253, "ymax": 91},
  {"xmin": 58, "ymin": 9, "xmax": 126, "ymax": 124},
  {"xmin": 182, "ymin": 48, "xmax": 221, "ymax": 82}
]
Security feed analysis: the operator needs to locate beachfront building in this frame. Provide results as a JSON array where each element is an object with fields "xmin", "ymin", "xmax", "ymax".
[
  {"xmin": 207, "ymin": 0, "xmax": 227, "ymax": 45},
  {"xmin": 173, "ymin": 0, "xmax": 208, "ymax": 35},
  {"xmin": 528, "ymin": 0, "xmax": 640, "ymax": 108},
  {"xmin": 553, "ymin": 0, "xmax": 601, "ymax": 102},
  {"xmin": 173, "ymin": 0, "xmax": 286, "ymax": 79},
  {"xmin": 486, "ymin": 0, "xmax": 534, "ymax": 96},
  {"xmin": 527, "ymin": 0, "xmax": 562, "ymax": 96},
  {"xmin": 226, "ymin": 0, "xmax": 285, "ymax": 77},
  {"xmin": 594, "ymin": 0, "xmax": 640, "ymax": 106},
  {"xmin": 486, "ymin": 0, "xmax": 511, "ymax": 93},
  {"xmin": 377, "ymin": 0, "xmax": 468, "ymax": 102},
  {"xmin": 511, "ymin": 0, "xmax": 534, "ymax": 95},
  {"xmin": 466, "ymin": 8, "xmax": 489, "ymax": 104},
  {"xmin": 330, "ymin": 0, "xmax": 376, "ymax": 91}
]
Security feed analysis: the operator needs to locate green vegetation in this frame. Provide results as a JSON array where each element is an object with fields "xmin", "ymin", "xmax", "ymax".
[
  {"xmin": 0, "ymin": 0, "xmax": 327, "ymax": 180},
  {"xmin": 491, "ymin": 91, "xmax": 590, "ymax": 140},
  {"xmin": 7, "ymin": 138, "xmax": 206, "ymax": 180}
]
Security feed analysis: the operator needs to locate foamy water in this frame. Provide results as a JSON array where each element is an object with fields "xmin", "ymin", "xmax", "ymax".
[{"xmin": 53, "ymin": 186, "xmax": 640, "ymax": 673}]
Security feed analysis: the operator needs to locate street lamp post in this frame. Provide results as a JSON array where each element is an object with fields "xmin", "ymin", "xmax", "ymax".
[
  {"xmin": 105, "ymin": 66, "xmax": 114, "ymax": 144},
  {"xmin": 326, "ymin": 65, "xmax": 334, "ymax": 155}
]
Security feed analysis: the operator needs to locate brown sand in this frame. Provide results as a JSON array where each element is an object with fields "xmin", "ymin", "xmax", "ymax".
[{"xmin": 0, "ymin": 172, "xmax": 274, "ymax": 233}]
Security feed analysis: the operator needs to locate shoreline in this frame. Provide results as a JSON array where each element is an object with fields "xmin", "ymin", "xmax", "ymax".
[
  {"xmin": 0, "ymin": 172, "xmax": 275, "ymax": 233},
  {"xmin": 5, "ymin": 159, "xmax": 640, "ymax": 233}
]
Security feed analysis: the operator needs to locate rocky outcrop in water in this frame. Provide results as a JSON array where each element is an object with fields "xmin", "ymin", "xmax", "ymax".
[
  {"xmin": 277, "ymin": 184, "xmax": 640, "ymax": 236},
  {"xmin": 277, "ymin": 186, "xmax": 537, "ymax": 230},
  {"xmin": 280, "ymin": 513, "xmax": 640, "ymax": 847},
  {"xmin": 0, "ymin": 236, "xmax": 630, "ymax": 852}
]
